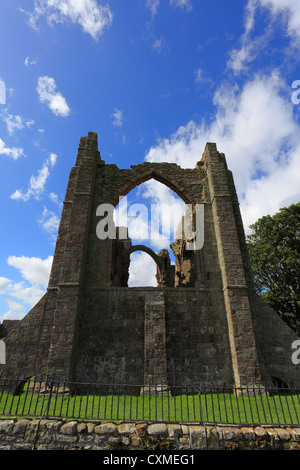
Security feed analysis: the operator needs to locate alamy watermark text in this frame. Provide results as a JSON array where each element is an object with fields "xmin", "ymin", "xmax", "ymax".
[{"xmin": 95, "ymin": 197, "xmax": 204, "ymax": 250}]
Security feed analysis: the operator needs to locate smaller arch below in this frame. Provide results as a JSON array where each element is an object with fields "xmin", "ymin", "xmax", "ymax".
[
  {"xmin": 129, "ymin": 245, "xmax": 160, "ymax": 267},
  {"xmin": 129, "ymin": 245, "xmax": 174, "ymax": 288}
]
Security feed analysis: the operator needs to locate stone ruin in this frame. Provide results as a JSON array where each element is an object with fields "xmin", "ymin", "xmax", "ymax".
[{"xmin": 1, "ymin": 132, "xmax": 299, "ymax": 389}]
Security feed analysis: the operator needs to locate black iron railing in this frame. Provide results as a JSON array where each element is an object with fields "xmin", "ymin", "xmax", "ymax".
[{"xmin": 1, "ymin": 376, "xmax": 300, "ymax": 427}]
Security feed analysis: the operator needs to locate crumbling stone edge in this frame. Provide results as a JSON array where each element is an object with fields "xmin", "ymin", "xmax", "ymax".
[{"xmin": 0, "ymin": 419, "xmax": 300, "ymax": 450}]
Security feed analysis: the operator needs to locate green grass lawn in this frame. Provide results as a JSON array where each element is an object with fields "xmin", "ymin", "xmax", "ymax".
[{"xmin": 1, "ymin": 387, "xmax": 300, "ymax": 426}]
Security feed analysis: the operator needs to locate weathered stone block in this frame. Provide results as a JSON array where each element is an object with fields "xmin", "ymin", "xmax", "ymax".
[
  {"xmin": 118, "ymin": 423, "xmax": 136, "ymax": 435},
  {"xmin": 0, "ymin": 420, "xmax": 15, "ymax": 435},
  {"xmin": 95, "ymin": 422, "xmax": 118, "ymax": 435},
  {"xmin": 147, "ymin": 423, "xmax": 168, "ymax": 437},
  {"xmin": 60, "ymin": 421, "xmax": 77, "ymax": 436}
]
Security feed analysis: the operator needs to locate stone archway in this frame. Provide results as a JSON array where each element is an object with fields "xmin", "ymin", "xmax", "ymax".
[
  {"xmin": 129, "ymin": 244, "xmax": 160, "ymax": 266},
  {"xmin": 128, "ymin": 245, "xmax": 174, "ymax": 287},
  {"xmin": 105, "ymin": 164, "xmax": 201, "ymax": 209}
]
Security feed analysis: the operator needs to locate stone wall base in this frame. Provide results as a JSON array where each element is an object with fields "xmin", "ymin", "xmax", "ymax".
[{"xmin": 0, "ymin": 419, "xmax": 300, "ymax": 451}]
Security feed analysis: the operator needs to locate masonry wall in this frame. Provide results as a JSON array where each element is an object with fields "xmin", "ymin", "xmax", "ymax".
[
  {"xmin": 0, "ymin": 295, "xmax": 51, "ymax": 377},
  {"xmin": 75, "ymin": 288, "xmax": 145, "ymax": 385},
  {"xmin": 251, "ymin": 294, "xmax": 300, "ymax": 387},
  {"xmin": 165, "ymin": 288, "xmax": 233, "ymax": 386},
  {"xmin": 1, "ymin": 419, "xmax": 300, "ymax": 451},
  {"xmin": 74, "ymin": 287, "xmax": 234, "ymax": 387}
]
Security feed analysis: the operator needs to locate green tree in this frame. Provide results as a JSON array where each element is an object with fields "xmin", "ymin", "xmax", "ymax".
[{"xmin": 246, "ymin": 203, "xmax": 300, "ymax": 336}]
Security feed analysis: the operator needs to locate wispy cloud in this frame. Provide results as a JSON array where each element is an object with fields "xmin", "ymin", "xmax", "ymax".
[
  {"xmin": 152, "ymin": 37, "xmax": 169, "ymax": 54},
  {"xmin": 1, "ymin": 110, "xmax": 34, "ymax": 135},
  {"xmin": 227, "ymin": 0, "xmax": 300, "ymax": 74},
  {"xmin": 21, "ymin": 0, "xmax": 113, "ymax": 40},
  {"xmin": 11, "ymin": 152, "xmax": 58, "ymax": 201},
  {"xmin": 146, "ymin": 0, "xmax": 160, "ymax": 17},
  {"xmin": 38, "ymin": 206, "xmax": 60, "ymax": 241},
  {"xmin": 169, "ymin": 0, "xmax": 192, "ymax": 11},
  {"xmin": 146, "ymin": 0, "xmax": 192, "ymax": 16},
  {"xmin": 227, "ymin": 0, "xmax": 269, "ymax": 74},
  {"xmin": 37, "ymin": 76, "xmax": 70, "ymax": 117},
  {"xmin": 111, "ymin": 108, "xmax": 124, "ymax": 127},
  {"xmin": 24, "ymin": 56, "xmax": 37, "ymax": 67},
  {"xmin": 0, "ymin": 138, "xmax": 25, "ymax": 160},
  {"xmin": 49, "ymin": 192, "xmax": 62, "ymax": 206}
]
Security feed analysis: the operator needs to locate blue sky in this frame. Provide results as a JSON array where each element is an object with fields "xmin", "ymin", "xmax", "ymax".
[{"xmin": 0, "ymin": 0, "xmax": 300, "ymax": 321}]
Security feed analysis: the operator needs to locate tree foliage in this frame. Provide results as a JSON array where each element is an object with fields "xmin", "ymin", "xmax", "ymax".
[{"xmin": 246, "ymin": 203, "xmax": 300, "ymax": 336}]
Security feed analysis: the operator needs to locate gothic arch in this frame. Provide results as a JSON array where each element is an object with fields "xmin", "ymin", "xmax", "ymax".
[
  {"xmin": 128, "ymin": 245, "xmax": 174, "ymax": 288},
  {"xmin": 128, "ymin": 245, "xmax": 162, "ymax": 287},
  {"xmin": 107, "ymin": 164, "xmax": 198, "ymax": 207},
  {"xmin": 129, "ymin": 244, "xmax": 160, "ymax": 266}
]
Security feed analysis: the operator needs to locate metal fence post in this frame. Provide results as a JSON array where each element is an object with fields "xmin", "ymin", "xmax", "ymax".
[
  {"xmin": 32, "ymin": 380, "xmax": 54, "ymax": 450},
  {"xmin": 198, "ymin": 386, "xmax": 208, "ymax": 450}
]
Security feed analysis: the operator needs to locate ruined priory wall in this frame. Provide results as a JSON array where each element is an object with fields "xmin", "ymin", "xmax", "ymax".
[
  {"xmin": 165, "ymin": 288, "xmax": 233, "ymax": 386},
  {"xmin": 251, "ymin": 293, "xmax": 300, "ymax": 387},
  {"xmin": 74, "ymin": 287, "xmax": 234, "ymax": 387},
  {"xmin": 0, "ymin": 294, "xmax": 53, "ymax": 378},
  {"xmin": 75, "ymin": 288, "xmax": 145, "ymax": 385}
]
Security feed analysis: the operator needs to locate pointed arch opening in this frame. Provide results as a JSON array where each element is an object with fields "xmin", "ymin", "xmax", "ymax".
[
  {"xmin": 128, "ymin": 251, "xmax": 158, "ymax": 287},
  {"xmin": 111, "ymin": 167, "xmax": 196, "ymax": 208},
  {"xmin": 113, "ymin": 179, "xmax": 185, "ymax": 287}
]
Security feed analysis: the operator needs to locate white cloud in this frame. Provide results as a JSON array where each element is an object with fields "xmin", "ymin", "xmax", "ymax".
[
  {"xmin": 38, "ymin": 206, "xmax": 60, "ymax": 237},
  {"xmin": 1, "ymin": 110, "xmax": 35, "ymax": 135},
  {"xmin": 2, "ymin": 113, "xmax": 24, "ymax": 134},
  {"xmin": 128, "ymin": 252, "xmax": 157, "ymax": 287},
  {"xmin": 4, "ymin": 299, "xmax": 26, "ymax": 313},
  {"xmin": 49, "ymin": 192, "xmax": 62, "ymax": 206},
  {"xmin": 169, "ymin": 0, "xmax": 192, "ymax": 11},
  {"xmin": 258, "ymin": 0, "xmax": 300, "ymax": 45},
  {"xmin": 7, "ymin": 255, "xmax": 52, "ymax": 287},
  {"xmin": 1, "ymin": 298, "xmax": 26, "ymax": 321},
  {"xmin": 111, "ymin": 108, "xmax": 124, "ymax": 127},
  {"xmin": 0, "ymin": 256, "xmax": 53, "ymax": 320},
  {"xmin": 146, "ymin": 0, "xmax": 160, "ymax": 17},
  {"xmin": 144, "ymin": 71, "xmax": 300, "ymax": 232},
  {"xmin": 24, "ymin": 56, "xmax": 37, "ymax": 67},
  {"xmin": 0, "ymin": 138, "xmax": 25, "ymax": 160},
  {"xmin": 22, "ymin": 0, "xmax": 113, "ymax": 40},
  {"xmin": 11, "ymin": 152, "xmax": 58, "ymax": 201},
  {"xmin": 0, "ymin": 78, "xmax": 5, "ymax": 105},
  {"xmin": 146, "ymin": 0, "xmax": 192, "ymax": 17},
  {"xmin": 195, "ymin": 68, "xmax": 203, "ymax": 83},
  {"xmin": 152, "ymin": 37, "xmax": 169, "ymax": 54},
  {"xmin": 37, "ymin": 76, "xmax": 70, "ymax": 117},
  {"xmin": 8, "ymin": 283, "xmax": 45, "ymax": 309},
  {"xmin": 0, "ymin": 278, "xmax": 11, "ymax": 294},
  {"xmin": 228, "ymin": 0, "xmax": 300, "ymax": 74},
  {"xmin": 227, "ymin": 0, "xmax": 271, "ymax": 74}
]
